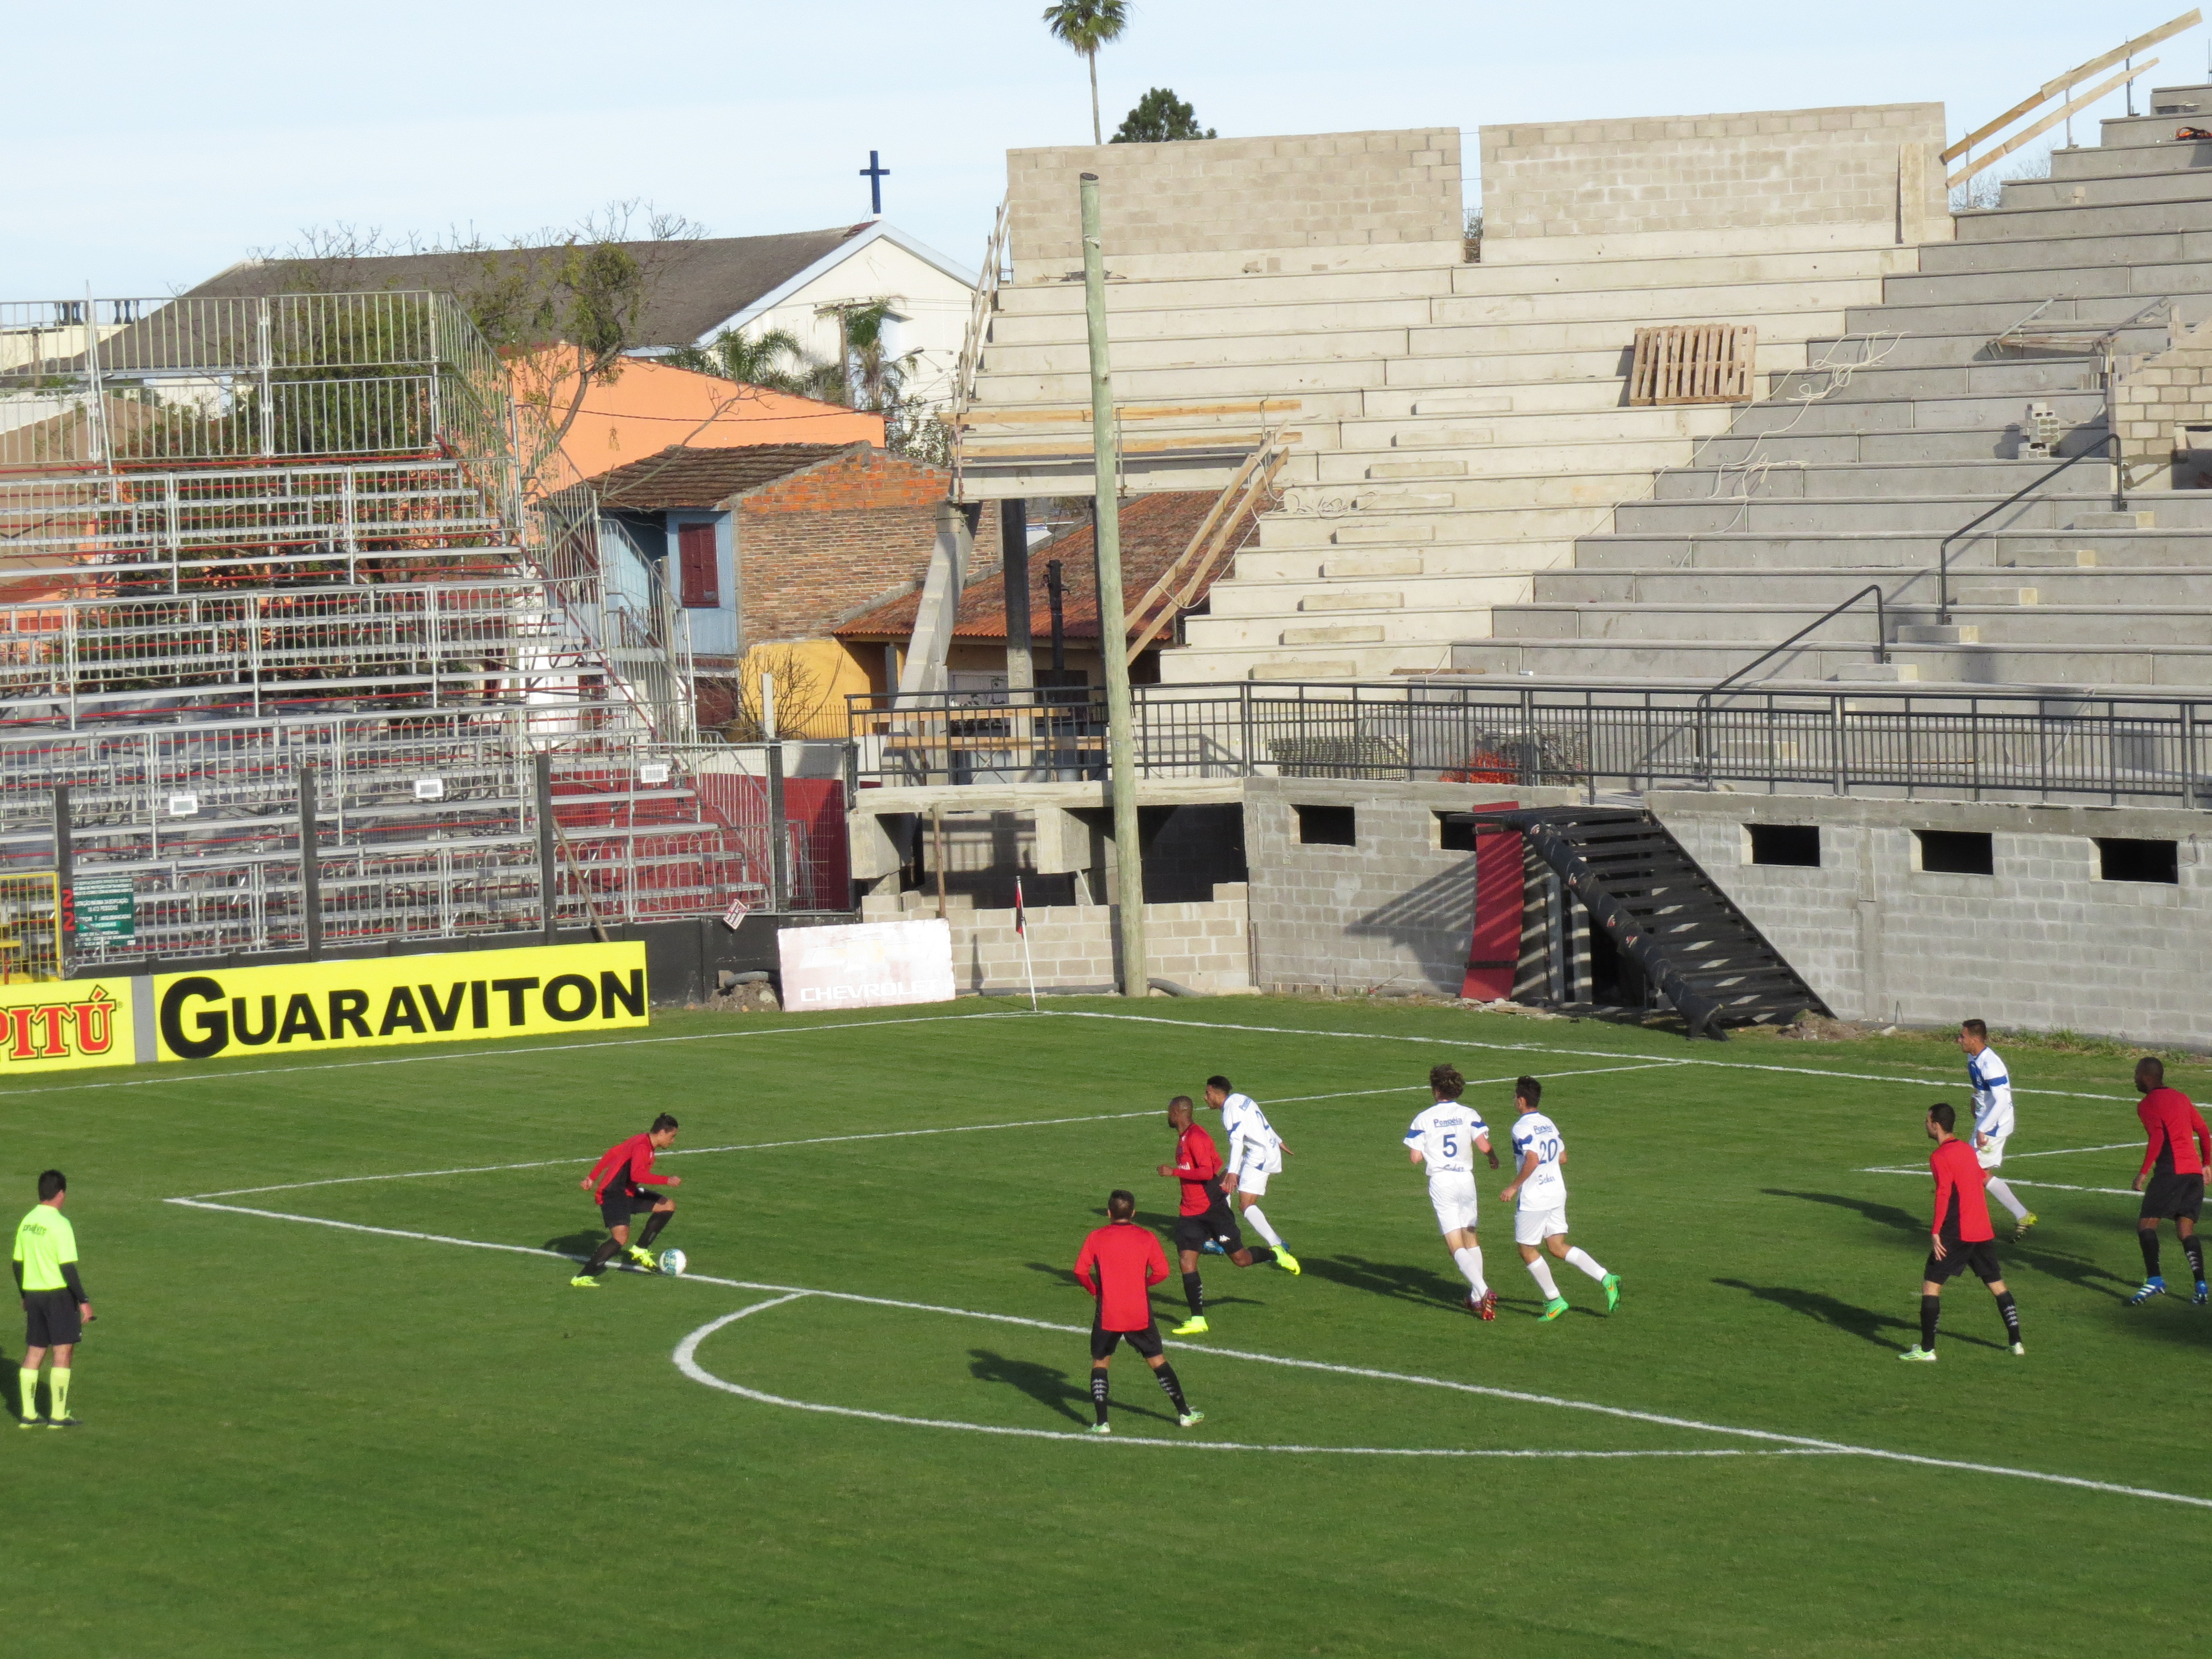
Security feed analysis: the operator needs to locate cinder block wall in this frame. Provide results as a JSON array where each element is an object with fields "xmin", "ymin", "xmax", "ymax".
[
  {"xmin": 1004, "ymin": 129, "xmax": 1462, "ymax": 270},
  {"xmin": 859, "ymin": 886, "xmax": 1253, "ymax": 994},
  {"xmin": 2115, "ymin": 312, "xmax": 2212, "ymax": 484},
  {"xmin": 1653, "ymin": 793, "xmax": 2212, "ymax": 1044},
  {"xmin": 1480, "ymin": 103, "xmax": 1947, "ymax": 246}
]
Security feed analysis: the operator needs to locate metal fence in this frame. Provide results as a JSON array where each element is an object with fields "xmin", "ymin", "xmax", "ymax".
[
  {"xmin": 0, "ymin": 718, "xmax": 848, "ymax": 967},
  {"xmin": 848, "ymin": 681, "xmax": 2212, "ymax": 807}
]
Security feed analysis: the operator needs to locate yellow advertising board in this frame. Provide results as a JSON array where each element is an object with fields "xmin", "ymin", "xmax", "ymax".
[
  {"xmin": 150, "ymin": 942, "xmax": 649, "ymax": 1062},
  {"xmin": 0, "ymin": 977, "xmax": 134, "ymax": 1073}
]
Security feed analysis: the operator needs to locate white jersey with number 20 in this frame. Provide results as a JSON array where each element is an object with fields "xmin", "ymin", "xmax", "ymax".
[{"xmin": 1510, "ymin": 1112, "xmax": 1568, "ymax": 1209}]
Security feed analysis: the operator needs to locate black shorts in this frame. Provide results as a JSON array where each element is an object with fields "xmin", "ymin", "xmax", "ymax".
[
  {"xmin": 1091, "ymin": 1317, "xmax": 1164, "ymax": 1360},
  {"xmin": 1173, "ymin": 1199, "xmax": 1243, "ymax": 1256},
  {"xmin": 22, "ymin": 1288, "xmax": 81, "ymax": 1349},
  {"xmin": 599, "ymin": 1188, "xmax": 670, "ymax": 1228},
  {"xmin": 1923, "ymin": 1238, "xmax": 2003, "ymax": 1286},
  {"xmin": 2141, "ymin": 1171, "xmax": 2205, "ymax": 1222}
]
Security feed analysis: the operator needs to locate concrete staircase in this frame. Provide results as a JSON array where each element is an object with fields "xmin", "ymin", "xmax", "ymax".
[
  {"xmin": 1453, "ymin": 86, "xmax": 2212, "ymax": 692},
  {"xmin": 958, "ymin": 227, "xmax": 1921, "ymax": 681}
]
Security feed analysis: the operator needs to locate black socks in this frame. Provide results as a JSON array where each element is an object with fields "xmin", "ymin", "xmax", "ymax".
[
  {"xmin": 1154, "ymin": 1363, "xmax": 1188, "ymax": 1415},
  {"xmin": 1919, "ymin": 1293, "xmax": 1940, "ymax": 1351},
  {"xmin": 1995, "ymin": 1290, "xmax": 2021, "ymax": 1345},
  {"xmin": 2141, "ymin": 1229, "xmax": 2163, "ymax": 1278},
  {"xmin": 1182, "ymin": 1271, "xmax": 1204, "ymax": 1316},
  {"xmin": 637, "ymin": 1209, "xmax": 672, "ymax": 1250},
  {"xmin": 1091, "ymin": 1371, "xmax": 1110, "ymax": 1425},
  {"xmin": 1244, "ymin": 1244, "xmax": 1275, "ymax": 1266},
  {"xmin": 583, "ymin": 1237, "xmax": 622, "ymax": 1276},
  {"xmin": 2185, "ymin": 1234, "xmax": 2205, "ymax": 1284}
]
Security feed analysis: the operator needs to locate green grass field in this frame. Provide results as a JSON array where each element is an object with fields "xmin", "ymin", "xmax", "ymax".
[{"xmin": 2, "ymin": 995, "xmax": 2203, "ymax": 1657}]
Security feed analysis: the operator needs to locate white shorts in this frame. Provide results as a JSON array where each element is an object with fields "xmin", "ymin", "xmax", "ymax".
[
  {"xmin": 1976, "ymin": 1133, "xmax": 2010, "ymax": 1170},
  {"xmin": 1427, "ymin": 1171, "xmax": 1480, "ymax": 1234},
  {"xmin": 1514, "ymin": 1204, "xmax": 1568, "ymax": 1246},
  {"xmin": 1233, "ymin": 1146, "xmax": 1283, "ymax": 1197}
]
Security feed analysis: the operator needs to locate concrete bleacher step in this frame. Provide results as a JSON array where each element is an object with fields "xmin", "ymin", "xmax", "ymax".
[
  {"xmin": 1689, "ymin": 423, "xmax": 2109, "ymax": 467},
  {"xmin": 1648, "ymin": 455, "xmax": 2121, "ymax": 498},
  {"xmin": 1531, "ymin": 565, "xmax": 2212, "ymax": 607},
  {"xmin": 1572, "ymin": 528, "xmax": 2196, "ymax": 568},
  {"xmin": 1487, "ymin": 599, "xmax": 2212, "ymax": 649},
  {"xmin": 1613, "ymin": 493, "xmax": 2182, "ymax": 536},
  {"xmin": 2047, "ymin": 141, "xmax": 2212, "ymax": 184},
  {"xmin": 1448, "ymin": 633, "xmax": 2212, "ymax": 686}
]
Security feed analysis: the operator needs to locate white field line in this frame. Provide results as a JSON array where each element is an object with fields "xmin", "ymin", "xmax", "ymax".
[
  {"xmin": 186, "ymin": 1060, "xmax": 1686, "ymax": 1200},
  {"xmin": 1859, "ymin": 1168, "xmax": 2140, "ymax": 1197},
  {"xmin": 1267, "ymin": 1060, "xmax": 1686, "ymax": 1107},
  {"xmin": 1039, "ymin": 1011, "xmax": 2136, "ymax": 1104},
  {"xmin": 2005, "ymin": 1142, "xmax": 2142, "ymax": 1159},
  {"xmin": 161, "ymin": 1195, "xmax": 2212, "ymax": 1506},
  {"xmin": 0, "ymin": 1010, "xmax": 1018, "ymax": 1101}
]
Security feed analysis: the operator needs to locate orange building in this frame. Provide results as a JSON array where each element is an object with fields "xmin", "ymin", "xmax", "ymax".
[{"xmin": 517, "ymin": 354, "xmax": 883, "ymax": 481}]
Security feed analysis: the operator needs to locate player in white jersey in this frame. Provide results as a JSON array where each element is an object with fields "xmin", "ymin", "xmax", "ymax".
[
  {"xmin": 1961, "ymin": 1019, "xmax": 2034, "ymax": 1238},
  {"xmin": 1500, "ymin": 1076, "xmax": 1619, "ymax": 1321},
  {"xmin": 1203, "ymin": 1076, "xmax": 1300, "ymax": 1274},
  {"xmin": 1404, "ymin": 1063, "xmax": 1502, "ymax": 1321}
]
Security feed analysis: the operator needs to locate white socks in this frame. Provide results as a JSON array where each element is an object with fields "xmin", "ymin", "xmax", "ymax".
[
  {"xmin": 1244, "ymin": 1205, "xmax": 1287, "ymax": 1250},
  {"xmin": 1526, "ymin": 1257, "xmax": 1562, "ymax": 1300},
  {"xmin": 1985, "ymin": 1178, "xmax": 2028, "ymax": 1222},
  {"xmin": 1452, "ymin": 1245, "xmax": 1488, "ymax": 1296},
  {"xmin": 1563, "ymin": 1246, "xmax": 1608, "ymax": 1282}
]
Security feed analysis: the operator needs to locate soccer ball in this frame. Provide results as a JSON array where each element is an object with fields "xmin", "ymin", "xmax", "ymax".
[{"xmin": 658, "ymin": 1248, "xmax": 687, "ymax": 1277}]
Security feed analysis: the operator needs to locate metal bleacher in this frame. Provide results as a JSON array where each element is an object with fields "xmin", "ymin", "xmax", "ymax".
[{"xmin": 0, "ymin": 289, "xmax": 811, "ymax": 965}]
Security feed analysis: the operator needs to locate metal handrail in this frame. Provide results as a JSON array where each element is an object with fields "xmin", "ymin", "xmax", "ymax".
[
  {"xmin": 1936, "ymin": 431, "xmax": 2120, "ymax": 624},
  {"xmin": 1703, "ymin": 583, "xmax": 1889, "ymax": 702}
]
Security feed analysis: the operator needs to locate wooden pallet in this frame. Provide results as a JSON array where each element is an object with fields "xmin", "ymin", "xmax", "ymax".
[{"xmin": 1627, "ymin": 324, "xmax": 1758, "ymax": 406}]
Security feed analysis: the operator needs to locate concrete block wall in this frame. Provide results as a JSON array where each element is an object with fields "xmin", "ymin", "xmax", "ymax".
[
  {"xmin": 858, "ymin": 884, "xmax": 1253, "ymax": 994},
  {"xmin": 2115, "ymin": 311, "xmax": 2212, "ymax": 485},
  {"xmin": 1479, "ymin": 103, "xmax": 1948, "ymax": 249},
  {"xmin": 1004, "ymin": 129, "xmax": 1462, "ymax": 271},
  {"xmin": 1653, "ymin": 792, "xmax": 2212, "ymax": 1045}
]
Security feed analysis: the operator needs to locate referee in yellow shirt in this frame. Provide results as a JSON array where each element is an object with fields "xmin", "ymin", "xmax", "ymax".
[{"xmin": 14, "ymin": 1170, "xmax": 92, "ymax": 1429}]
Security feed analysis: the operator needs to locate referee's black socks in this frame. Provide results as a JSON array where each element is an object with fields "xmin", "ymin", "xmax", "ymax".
[
  {"xmin": 1182, "ymin": 1272, "xmax": 1204, "ymax": 1316},
  {"xmin": 1154, "ymin": 1364, "xmax": 1189, "ymax": 1416},
  {"xmin": 1919, "ymin": 1293, "xmax": 1940, "ymax": 1352}
]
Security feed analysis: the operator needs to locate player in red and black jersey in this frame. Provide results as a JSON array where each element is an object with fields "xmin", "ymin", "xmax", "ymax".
[
  {"xmin": 1900, "ymin": 1100, "xmax": 2022, "ymax": 1361},
  {"xmin": 1155, "ymin": 1095, "xmax": 1271, "ymax": 1336},
  {"xmin": 1073, "ymin": 1190, "xmax": 1202, "ymax": 1434},
  {"xmin": 2127, "ymin": 1056, "xmax": 2211, "ymax": 1305},
  {"xmin": 572, "ymin": 1113, "xmax": 682, "ymax": 1287}
]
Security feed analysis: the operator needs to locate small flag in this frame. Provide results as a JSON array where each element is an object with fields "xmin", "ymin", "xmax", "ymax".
[
  {"xmin": 1013, "ymin": 877, "xmax": 1026, "ymax": 936},
  {"xmin": 723, "ymin": 894, "xmax": 752, "ymax": 932}
]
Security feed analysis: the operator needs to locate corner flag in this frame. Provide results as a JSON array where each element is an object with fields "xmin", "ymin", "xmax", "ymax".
[{"xmin": 1013, "ymin": 877, "xmax": 1037, "ymax": 1011}]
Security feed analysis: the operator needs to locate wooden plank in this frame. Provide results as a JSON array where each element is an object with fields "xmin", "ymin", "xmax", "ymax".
[
  {"xmin": 1948, "ymin": 62, "xmax": 2157, "ymax": 188},
  {"xmin": 1940, "ymin": 9, "xmax": 2199, "ymax": 161}
]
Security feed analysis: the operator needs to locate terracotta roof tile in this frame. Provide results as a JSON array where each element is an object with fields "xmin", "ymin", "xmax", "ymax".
[{"xmin": 580, "ymin": 443, "xmax": 862, "ymax": 509}]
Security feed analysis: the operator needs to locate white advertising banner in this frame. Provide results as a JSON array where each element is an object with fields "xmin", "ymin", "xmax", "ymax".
[{"xmin": 778, "ymin": 919, "xmax": 958, "ymax": 1010}]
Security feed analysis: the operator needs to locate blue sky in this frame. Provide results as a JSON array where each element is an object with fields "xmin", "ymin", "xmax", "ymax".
[{"xmin": 4, "ymin": 0, "xmax": 2190, "ymax": 297}]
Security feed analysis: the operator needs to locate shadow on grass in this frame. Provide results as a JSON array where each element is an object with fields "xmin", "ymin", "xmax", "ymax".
[
  {"xmin": 542, "ymin": 1230, "xmax": 600, "ymax": 1258},
  {"xmin": 1762, "ymin": 1188, "xmax": 1924, "ymax": 1234},
  {"xmin": 1301, "ymin": 1253, "xmax": 1469, "ymax": 1308},
  {"xmin": 967, "ymin": 1349, "xmax": 1172, "ymax": 1427},
  {"xmin": 1713, "ymin": 1277, "xmax": 2010, "ymax": 1350}
]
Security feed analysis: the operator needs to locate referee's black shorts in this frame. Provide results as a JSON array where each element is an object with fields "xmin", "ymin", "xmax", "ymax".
[
  {"xmin": 1923, "ymin": 1238, "xmax": 2003, "ymax": 1286},
  {"xmin": 2141, "ymin": 1171, "xmax": 2205, "ymax": 1223},
  {"xmin": 22, "ymin": 1288, "xmax": 80, "ymax": 1349},
  {"xmin": 1091, "ymin": 1317, "xmax": 1164, "ymax": 1360}
]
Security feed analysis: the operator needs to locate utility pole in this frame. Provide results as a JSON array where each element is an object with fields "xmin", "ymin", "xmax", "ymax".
[{"xmin": 1080, "ymin": 172, "xmax": 1146, "ymax": 999}]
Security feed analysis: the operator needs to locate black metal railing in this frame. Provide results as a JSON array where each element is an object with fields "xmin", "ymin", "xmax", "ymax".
[
  {"xmin": 847, "ymin": 681, "xmax": 2212, "ymax": 808},
  {"xmin": 1936, "ymin": 429, "xmax": 2123, "ymax": 624}
]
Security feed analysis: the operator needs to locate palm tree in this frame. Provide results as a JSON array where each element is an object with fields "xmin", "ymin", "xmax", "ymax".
[
  {"xmin": 667, "ymin": 326, "xmax": 843, "ymax": 401},
  {"xmin": 1042, "ymin": 0, "xmax": 1130, "ymax": 145}
]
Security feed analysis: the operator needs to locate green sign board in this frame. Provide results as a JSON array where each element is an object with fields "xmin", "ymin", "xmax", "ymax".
[{"xmin": 75, "ymin": 876, "xmax": 135, "ymax": 941}]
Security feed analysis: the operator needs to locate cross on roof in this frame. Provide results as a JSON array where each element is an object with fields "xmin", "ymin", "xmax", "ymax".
[{"xmin": 859, "ymin": 150, "xmax": 890, "ymax": 217}]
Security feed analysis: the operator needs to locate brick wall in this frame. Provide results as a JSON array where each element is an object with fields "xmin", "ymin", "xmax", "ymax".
[
  {"xmin": 2115, "ymin": 312, "xmax": 2212, "ymax": 484},
  {"xmin": 1479, "ymin": 103, "xmax": 1947, "ymax": 244},
  {"xmin": 735, "ymin": 448, "xmax": 999, "ymax": 645},
  {"xmin": 1005, "ymin": 129, "xmax": 1462, "ymax": 267},
  {"xmin": 859, "ymin": 885, "xmax": 1253, "ymax": 994}
]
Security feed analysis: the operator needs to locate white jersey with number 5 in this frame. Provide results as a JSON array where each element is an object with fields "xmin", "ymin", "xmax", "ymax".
[
  {"xmin": 1510, "ymin": 1112, "xmax": 1568, "ymax": 1209},
  {"xmin": 1405, "ymin": 1102, "xmax": 1486, "ymax": 1174}
]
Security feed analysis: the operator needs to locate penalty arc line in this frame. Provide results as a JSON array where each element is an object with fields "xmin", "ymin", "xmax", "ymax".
[{"xmin": 161, "ymin": 1195, "xmax": 2212, "ymax": 1509}]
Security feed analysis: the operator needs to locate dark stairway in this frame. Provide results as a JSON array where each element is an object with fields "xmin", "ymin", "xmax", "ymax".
[{"xmin": 1466, "ymin": 807, "xmax": 1829, "ymax": 1040}]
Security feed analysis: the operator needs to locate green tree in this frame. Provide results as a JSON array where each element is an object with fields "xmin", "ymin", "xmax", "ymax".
[
  {"xmin": 1112, "ymin": 87, "xmax": 1214, "ymax": 143},
  {"xmin": 665, "ymin": 326, "xmax": 843, "ymax": 401},
  {"xmin": 1041, "ymin": 0, "xmax": 1130, "ymax": 145}
]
